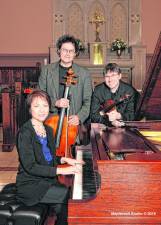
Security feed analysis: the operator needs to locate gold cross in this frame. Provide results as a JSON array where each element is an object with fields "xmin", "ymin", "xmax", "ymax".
[{"xmin": 89, "ymin": 10, "xmax": 105, "ymax": 42}]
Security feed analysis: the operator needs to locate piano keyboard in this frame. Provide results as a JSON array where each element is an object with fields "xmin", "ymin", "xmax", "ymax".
[
  {"xmin": 72, "ymin": 147, "xmax": 99, "ymax": 200},
  {"xmin": 72, "ymin": 149, "xmax": 83, "ymax": 199}
]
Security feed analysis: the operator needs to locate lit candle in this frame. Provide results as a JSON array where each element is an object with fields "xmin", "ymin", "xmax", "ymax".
[{"xmin": 44, "ymin": 58, "xmax": 48, "ymax": 65}]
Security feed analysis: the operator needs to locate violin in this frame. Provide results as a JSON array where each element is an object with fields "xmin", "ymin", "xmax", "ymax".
[
  {"xmin": 100, "ymin": 94, "xmax": 131, "ymax": 116},
  {"xmin": 45, "ymin": 68, "xmax": 78, "ymax": 157}
]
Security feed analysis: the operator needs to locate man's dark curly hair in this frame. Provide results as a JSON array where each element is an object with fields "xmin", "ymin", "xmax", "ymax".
[{"xmin": 56, "ymin": 34, "xmax": 79, "ymax": 56}]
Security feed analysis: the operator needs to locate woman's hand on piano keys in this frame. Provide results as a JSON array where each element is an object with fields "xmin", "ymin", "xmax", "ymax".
[
  {"xmin": 56, "ymin": 164, "xmax": 82, "ymax": 175},
  {"xmin": 56, "ymin": 157, "xmax": 85, "ymax": 175},
  {"xmin": 61, "ymin": 157, "xmax": 85, "ymax": 166}
]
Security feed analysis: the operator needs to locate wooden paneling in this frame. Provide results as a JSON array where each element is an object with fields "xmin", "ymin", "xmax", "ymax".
[{"xmin": 1, "ymin": 66, "xmax": 40, "ymax": 151}]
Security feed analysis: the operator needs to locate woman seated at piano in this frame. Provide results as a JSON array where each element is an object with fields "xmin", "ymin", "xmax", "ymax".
[
  {"xmin": 90, "ymin": 63, "xmax": 139, "ymax": 127},
  {"xmin": 16, "ymin": 90, "xmax": 84, "ymax": 225}
]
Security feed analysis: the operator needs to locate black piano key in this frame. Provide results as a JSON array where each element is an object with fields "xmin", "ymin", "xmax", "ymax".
[{"xmin": 82, "ymin": 149, "xmax": 100, "ymax": 199}]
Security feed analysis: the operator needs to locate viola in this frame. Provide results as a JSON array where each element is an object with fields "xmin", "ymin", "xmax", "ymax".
[
  {"xmin": 45, "ymin": 68, "xmax": 78, "ymax": 157},
  {"xmin": 100, "ymin": 94, "xmax": 131, "ymax": 116}
]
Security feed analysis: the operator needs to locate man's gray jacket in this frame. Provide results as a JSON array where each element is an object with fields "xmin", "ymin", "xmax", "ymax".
[{"xmin": 38, "ymin": 61, "xmax": 92, "ymax": 123}]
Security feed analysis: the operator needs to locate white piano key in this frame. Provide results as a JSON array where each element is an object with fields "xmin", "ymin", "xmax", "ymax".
[{"xmin": 72, "ymin": 149, "xmax": 83, "ymax": 200}]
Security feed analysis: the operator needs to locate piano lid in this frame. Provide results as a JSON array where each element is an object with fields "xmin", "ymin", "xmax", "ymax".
[{"xmin": 135, "ymin": 32, "xmax": 161, "ymax": 120}]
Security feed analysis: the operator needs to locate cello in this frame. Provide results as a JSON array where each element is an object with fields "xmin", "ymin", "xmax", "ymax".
[{"xmin": 45, "ymin": 68, "xmax": 78, "ymax": 157}]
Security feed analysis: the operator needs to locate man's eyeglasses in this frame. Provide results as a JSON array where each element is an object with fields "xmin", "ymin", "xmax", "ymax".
[
  {"xmin": 104, "ymin": 74, "xmax": 119, "ymax": 79},
  {"xmin": 60, "ymin": 48, "xmax": 75, "ymax": 55}
]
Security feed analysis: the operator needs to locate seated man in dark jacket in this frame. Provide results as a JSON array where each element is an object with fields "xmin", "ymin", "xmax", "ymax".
[{"xmin": 90, "ymin": 63, "xmax": 139, "ymax": 127}]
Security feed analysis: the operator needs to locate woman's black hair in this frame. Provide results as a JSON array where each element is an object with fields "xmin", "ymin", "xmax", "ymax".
[{"xmin": 26, "ymin": 89, "xmax": 51, "ymax": 109}]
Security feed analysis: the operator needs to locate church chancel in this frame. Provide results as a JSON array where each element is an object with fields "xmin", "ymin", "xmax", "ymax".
[{"xmin": 50, "ymin": 0, "xmax": 146, "ymax": 90}]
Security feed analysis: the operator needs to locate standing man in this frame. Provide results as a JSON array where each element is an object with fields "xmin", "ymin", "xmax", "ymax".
[
  {"xmin": 38, "ymin": 35, "xmax": 92, "ymax": 126},
  {"xmin": 90, "ymin": 63, "xmax": 139, "ymax": 127}
]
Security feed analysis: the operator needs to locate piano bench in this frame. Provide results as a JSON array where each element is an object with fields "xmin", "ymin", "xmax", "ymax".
[{"xmin": 0, "ymin": 183, "xmax": 53, "ymax": 225}]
